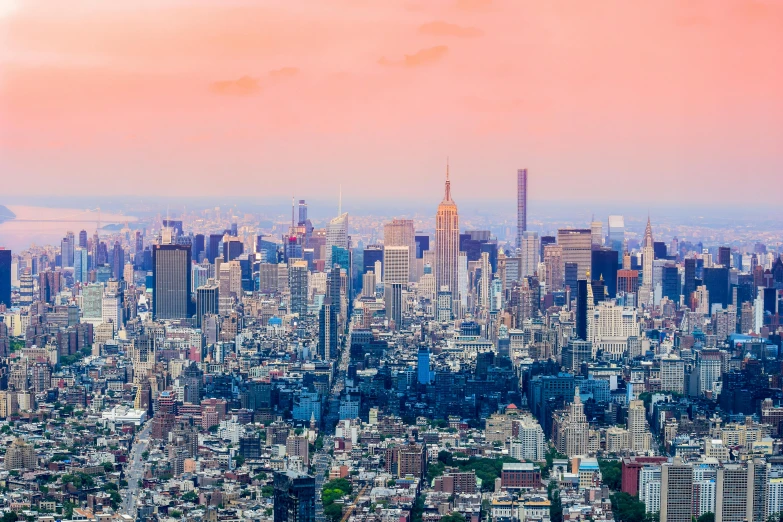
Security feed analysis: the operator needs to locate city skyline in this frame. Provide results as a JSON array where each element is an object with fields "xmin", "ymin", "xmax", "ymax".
[{"xmin": 2, "ymin": 0, "xmax": 782, "ymax": 202}]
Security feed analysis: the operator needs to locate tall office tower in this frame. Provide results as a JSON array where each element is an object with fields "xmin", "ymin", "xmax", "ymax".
[
  {"xmin": 457, "ymin": 252, "xmax": 468, "ymax": 314},
  {"xmin": 318, "ymin": 303, "xmax": 338, "ymax": 360},
  {"xmin": 703, "ymin": 266, "xmax": 729, "ymax": 311},
  {"xmin": 557, "ymin": 229, "xmax": 592, "ymax": 281},
  {"xmin": 540, "ymin": 235, "xmax": 556, "ymax": 258},
  {"xmin": 627, "ymin": 400, "xmax": 650, "ymax": 451},
  {"xmin": 207, "ymin": 234, "xmax": 222, "ymax": 263},
  {"xmin": 591, "ymin": 248, "xmax": 619, "ymax": 298},
  {"xmin": 0, "ymin": 249, "xmax": 10, "ymax": 308},
  {"xmin": 543, "ymin": 244, "xmax": 564, "ymax": 291},
  {"xmin": 717, "ymin": 246, "xmax": 731, "ymax": 267},
  {"xmin": 78, "ymin": 230, "xmax": 88, "ymax": 248},
  {"xmin": 384, "ymin": 219, "xmax": 417, "ymax": 282},
  {"xmin": 478, "ymin": 251, "xmax": 492, "ymax": 310},
  {"xmin": 520, "ymin": 231, "xmax": 540, "ymax": 278},
  {"xmin": 661, "ymin": 459, "xmax": 693, "ymax": 522},
  {"xmin": 436, "ymin": 164, "xmax": 459, "ymax": 313},
  {"xmin": 415, "ymin": 235, "xmax": 429, "ymax": 258},
  {"xmin": 660, "ymin": 355, "xmax": 684, "ymax": 394},
  {"xmin": 273, "ymin": 471, "xmax": 316, "ymax": 522},
  {"xmin": 192, "ymin": 234, "xmax": 205, "ymax": 262},
  {"xmin": 607, "ymin": 215, "xmax": 625, "ymax": 263},
  {"xmin": 558, "ymin": 388, "xmax": 588, "ymax": 458},
  {"xmin": 417, "ymin": 346, "xmax": 432, "ymax": 385},
  {"xmin": 641, "ymin": 216, "xmax": 655, "ymax": 302},
  {"xmin": 223, "ymin": 236, "xmax": 244, "ymax": 262},
  {"xmin": 325, "ymin": 210, "xmax": 348, "ymax": 270},
  {"xmin": 683, "ymin": 258, "xmax": 696, "ymax": 300},
  {"xmin": 660, "ymin": 264, "xmax": 680, "ymax": 302},
  {"xmin": 715, "ymin": 465, "xmax": 751, "ymax": 522},
  {"xmin": 516, "ymin": 168, "xmax": 527, "ymax": 249},
  {"xmin": 564, "ymin": 262, "xmax": 578, "ymax": 292},
  {"xmin": 111, "ymin": 241, "xmax": 124, "ymax": 280},
  {"xmin": 288, "ymin": 260, "xmax": 309, "ymax": 317},
  {"xmin": 73, "ymin": 247, "xmax": 88, "ymax": 283},
  {"xmin": 383, "ymin": 246, "xmax": 410, "ymax": 286},
  {"xmin": 385, "ymin": 282, "xmax": 403, "ymax": 327},
  {"xmin": 61, "ymin": 232, "xmax": 75, "ymax": 268},
  {"xmin": 134, "ymin": 231, "xmax": 143, "ymax": 254},
  {"xmin": 326, "ymin": 266, "xmax": 341, "ymax": 309},
  {"xmin": 697, "ymin": 349, "xmax": 722, "ymax": 395},
  {"xmin": 196, "ymin": 282, "xmax": 219, "ymax": 327},
  {"xmin": 562, "ymin": 338, "xmax": 592, "ymax": 373},
  {"xmin": 152, "ymin": 244, "xmax": 192, "ymax": 320},
  {"xmin": 362, "ymin": 271, "xmax": 376, "ymax": 298},
  {"xmin": 590, "ymin": 220, "xmax": 603, "ymax": 247},
  {"xmin": 363, "ymin": 245, "xmax": 383, "ymax": 276},
  {"xmin": 19, "ymin": 270, "xmax": 33, "ymax": 306},
  {"xmin": 575, "ymin": 279, "xmax": 588, "ymax": 340}
]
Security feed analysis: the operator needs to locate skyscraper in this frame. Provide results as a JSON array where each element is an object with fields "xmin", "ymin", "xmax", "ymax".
[
  {"xmin": 288, "ymin": 260, "xmax": 309, "ymax": 317},
  {"xmin": 152, "ymin": 244, "xmax": 192, "ymax": 320},
  {"xmin": 61, "ymin": 232, "xmax": 75, "ymax": 268},
  {"xmin": 640, "ymin": 216, "xmax": 654, "ymax": 307},
  {"xmin": 74, "ymin": 247, "xmax": 88, "ymax": 283},
  {"xmin": 318, "ymin": 303, "xmax": 337, "ymax": 360},
  {"xmin": 516, "ymin": 168, "xmax": 527, "ymax": 249},
  {"xmin": 383, "ymin": 246, "xmax": 409, "ymax": 286},
  {"xmin": 520, "ymin": 231, "xmax": 540, "ymax": 278},
  {"xmin": 557, "ymin": 229, "xmax": 592, "ymax": 281},
  {"xmin": 543, "ymin": 244, "xmax": 564, "ymax": 292},
  {"xmin": 273, "ymin": 471, "xmax": 316, "ymax": 522},
  {"xmin": 196, "ymin": 282, "xmax": 219, "ymax": 327},
  {"xmin": 607, "ymin": 215, "xmax": 625, "ymax": 262},
  {"xmin": 111, "ymin": 241, "xmax": 124, "ymax": 280},
  {"xmin": 384, "ymin": 219, "xmax": 417, "ymax": 282},
  {"xmin": 0, "ymin": 249, "xmax": 10, "ymax": 308},
  {"xmin": 435, "ymin": 163, "xmax": 459, "ymax": 315},
  {"xmin": 591, "ymin": 248, "xmax": 619, "ymax": 298},
  {"xmin": 326, "ymin": 213, "xmax": 348, "ymax": 270},
  {"xmin": 661, "ymin": 458, "xmax": 693, "ymax": 522},
  {"xmin": 78, "ymin": 230, "xmax": 88, "ymax": 248}
]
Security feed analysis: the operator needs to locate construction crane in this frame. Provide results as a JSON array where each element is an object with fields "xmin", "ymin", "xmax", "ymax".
[{"xmin": 339, "ymin": 484, "xmax": 368, "ymax": 522}]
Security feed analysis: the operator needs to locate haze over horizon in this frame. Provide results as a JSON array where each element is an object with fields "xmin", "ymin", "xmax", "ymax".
[{"xmin": 2, "ymin": 0, "xmax": 782, "ymax": 203}]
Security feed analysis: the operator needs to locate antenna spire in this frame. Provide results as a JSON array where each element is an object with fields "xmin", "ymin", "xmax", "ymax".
[
  {"xmin": 338, "ymin": 185, "xmax": 342, "ymax": 216},
  {"xmin": 444, "ymin": 157, "xmax": 451, "ymax": 201}
]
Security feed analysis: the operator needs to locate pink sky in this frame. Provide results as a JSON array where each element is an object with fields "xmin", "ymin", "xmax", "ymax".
[{"xmin": 1, "ymin": 0, "xmax": 781, "ymax": 203}]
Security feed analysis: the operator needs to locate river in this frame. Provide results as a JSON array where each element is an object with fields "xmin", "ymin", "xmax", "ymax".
[{"xmin": 0, "ymin": 205, "xmax": 138, "ymax": 251}]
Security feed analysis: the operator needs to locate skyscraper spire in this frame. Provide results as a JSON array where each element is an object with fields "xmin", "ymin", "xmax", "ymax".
[
  {"xmin": 644, "ymin": 215, "xmax": 654, "ymax": 248},
  {"xmin": 444, "ymin": 157, "xmax": 452, "ymax": 202}
]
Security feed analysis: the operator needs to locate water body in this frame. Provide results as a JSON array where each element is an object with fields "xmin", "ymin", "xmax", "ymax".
[{"xmin": 0, "ymin": 205, "xmax": 137, "ymax": 251}]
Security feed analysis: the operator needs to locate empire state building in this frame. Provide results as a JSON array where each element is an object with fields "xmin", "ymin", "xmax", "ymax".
[{"xmin": 435, "ymin": 162, "xmax": 459, "ymax": 315}]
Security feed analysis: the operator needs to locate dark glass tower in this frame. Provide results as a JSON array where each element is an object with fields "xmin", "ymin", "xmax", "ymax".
[
  {"xmin": 152, "ymin": 244, "xmax": 192, "ymax": 320},
  {"xmin": 575, "ymin": 279, "xmax": 588, "ymax": 340},
  {"xmin": 0, "ymin": 249, "xmax": 11, "ymax": 307},
  {"xmin": 591, "ymin": 248, "xmax": 619, "ymax": 298},
  {"xmin": 273, "ymin": 471, "xmax": 316, "ymax": 522}
]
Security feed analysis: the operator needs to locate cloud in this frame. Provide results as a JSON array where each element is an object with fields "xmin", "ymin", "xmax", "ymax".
[
  {"xmin": 210, "ymin": 75, "xmax": 261, "ymax": 96},
  {"xmin": 379, "ymin": 45, "xmax": 449, "ymax": 67},
  {"xmin": 419, "ymin": 21, "xmax": 483, "ymax": 38},
  {"xmin": 210, "ymin": 67, "xmax": 298, "ymax": 96},
  {"xmin": 268, "ymin": 67, "xmax": 300, "ymax": 78}
]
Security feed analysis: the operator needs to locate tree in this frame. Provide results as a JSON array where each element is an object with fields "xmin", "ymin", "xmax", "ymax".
[
  {"xmin": 182, "ymin": 491, "xmax": 198, "ymax": 503},
  {"xmin": 610, "ymin": 492, "xmax": 646, "ymax": 522},
  {"xmin": 102, "ymin": 462, "xmax": 114, "ymax": 473},
  {"xmin": 1, "ymin": 512, "xmax": 18, "ymax": 522},
  {"xmin": 697, "ymin": 514, "xmax": 715, "ymax": 522},
  {"xmin": 233, "ymin": 454, "xmax": 245, "ymax": 467},
  {"xmin": 324, "ymin": 503, "xmax": 343, "ymax": 522},
  {"xmin": 261, "ymin": 485, "xmax": 274, "ymax": 497},
  {"xmin": 597, "ymin": 459, "xmax": 622, "ymax": 491},
  {"xmin": 548, "ymin": 482, "xmax": 563, "ymax": 522}
]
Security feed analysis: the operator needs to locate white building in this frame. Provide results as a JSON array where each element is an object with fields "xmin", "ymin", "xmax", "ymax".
[{"xmin": 101, "ymin": 406, "xmax": 147, "ymax": 426}]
